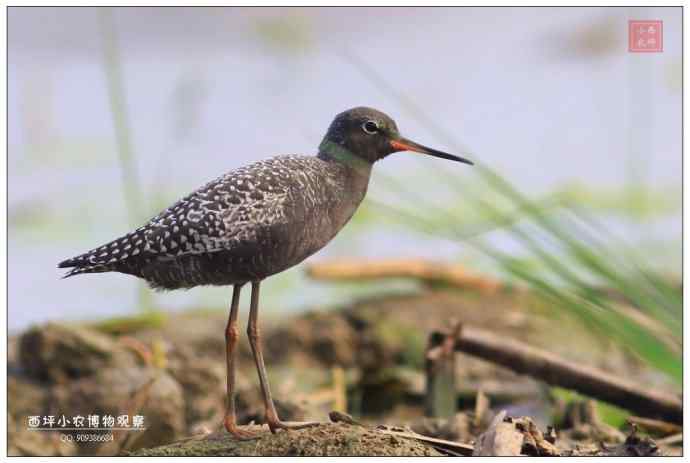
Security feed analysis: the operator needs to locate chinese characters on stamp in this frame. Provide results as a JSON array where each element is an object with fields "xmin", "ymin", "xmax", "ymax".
[{"xmin": 629, "ymin": 20, "xmax": 663, "ymax": 53}]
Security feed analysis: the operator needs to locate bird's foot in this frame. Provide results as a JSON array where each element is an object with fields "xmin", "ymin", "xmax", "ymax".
[
  {"xmin": 224, "ymin": 417, "xmax": 263, "ymax": 440},
  {"xmin": 225, "ymin": 425, "xmax": 263, "ymax": 440},
  {"xmin": 267, "ymin": 419, "xmax": 321, "ymax": 434}
]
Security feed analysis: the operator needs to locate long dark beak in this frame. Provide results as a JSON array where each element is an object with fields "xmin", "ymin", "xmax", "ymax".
[{"xmin": 390, "ymin": 137, "xmax": 473, "ymax": 165}]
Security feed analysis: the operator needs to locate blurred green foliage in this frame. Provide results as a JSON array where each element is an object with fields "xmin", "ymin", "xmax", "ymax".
[
  {"xmin": 343, "ymin": 51, "xmax": 682, "ymax": 385},
  {"xmin": 551, "ymin": 387, "xmax": 629, "ymax": 429}
]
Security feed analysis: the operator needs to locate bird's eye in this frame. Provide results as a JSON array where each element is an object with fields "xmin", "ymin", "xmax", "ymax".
[{"xmin": 362, "ymin": 120, "xmax": 379, "ymax": 135}]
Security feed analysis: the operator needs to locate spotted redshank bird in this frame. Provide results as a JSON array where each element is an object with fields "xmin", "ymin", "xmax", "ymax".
[{"xmin": 58, "ymin": 107, "xmax": 473, "ymax": 438}]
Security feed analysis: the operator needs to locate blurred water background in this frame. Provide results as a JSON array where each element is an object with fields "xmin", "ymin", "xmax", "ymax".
[{"xmin": 8, "ymin": 6, "xmax": 681, "ymax": 332}]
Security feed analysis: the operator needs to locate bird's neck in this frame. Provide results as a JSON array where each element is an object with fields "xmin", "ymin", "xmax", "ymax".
[{"xmin": 317, "ymin": 140, "xmax": 373, "ymax": 179}]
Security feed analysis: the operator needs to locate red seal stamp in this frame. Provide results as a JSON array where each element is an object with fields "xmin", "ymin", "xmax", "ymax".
[{"xmin": 629, "ymin": 20, "xmax": 663, "ymax": 53}]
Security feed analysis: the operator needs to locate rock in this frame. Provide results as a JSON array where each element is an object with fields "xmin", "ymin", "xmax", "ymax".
[
  {"xmin": 8, "ymin": 417, "xmax": 78, "ymax": 456},
  {"xmin": 133, "ymin": 312, "xmax": 252, "ymax": 362},
  {"xmin": 266, "ymin": 311, "xmax": 358, "ymax": 367},
  {"xmin": 130, "ymin": 422, "xmax": 443, "ymax": 456},
  {"xmin": 8, "ymin": 374, "xmax": 50, "ymax": 419},
  {"xmin": 7, "ymin": 375, "xmax": 75, "ymax": 456},
  {"xmin": 473, "ymin": 411, "xmax": 559, "ymax": 456},
  {"xmin": 19, "ymin": 323, "xmax": 137, "ymax": 382},
  {"xmin": 166, "ymin": 354, "xmax": 227, "ymax": 432},
  {"xmin": 53, "ymin": 366, "xmax": 186, "ymax": 453},
  {"xmin": 513, "ymin": 416, "xmax": 560, "ymax": 456},
  {"xmin": 473, "ymin": 411, "xmax": 523, "ymax": 456}
]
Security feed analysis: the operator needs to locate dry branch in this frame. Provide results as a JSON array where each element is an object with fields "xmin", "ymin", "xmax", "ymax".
[
  {"xmin": 433, "ymin": 326, "xmax": 682, "ymax": 424},
  {"xmin": 424, "ymin": 324, "xmax": 460, "ymax": 417},
  {"xmin": 374, "ymin": 426, "xmax": 474, "ymax": 456},
  {"xmin": 656, "ymin": 433, "xmax": 682, "ymax": 446},
  {"xmin": 627, "ymin": 416, "xmax": 682, "ymax": 437},
  {"xmin": 306, "ymin": 259, "xmax": 505, "ymax": 293}
]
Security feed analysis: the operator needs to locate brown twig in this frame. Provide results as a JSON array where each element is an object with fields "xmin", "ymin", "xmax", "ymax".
[
  {"xmin": 375, "ymin": 425, "xmax": 474, "ymax": 456},
  {"xmin": 306, "ymin": 259, "xmax": 505, "ymax": 293},
  {"xmin": 627, "ymin": 416, "xmax": 682, "ymax": 437},
  {"xmin": 425, "ymin": 322, "xmax": 461, "ymax": 417},
  {"xmin": 656, "ymin": 433, "xmax": 682, "ymax": 446},
  {"xmin": 432, "ymin": 326, "xmax": 682, "ymax": 424},
  {"xmin": 474, "ymin": 389, "xmax": 490, "ymax": 429},
  {"xmin": 331, "ymin": 366, "xmax": 347, "ymax": 413}
]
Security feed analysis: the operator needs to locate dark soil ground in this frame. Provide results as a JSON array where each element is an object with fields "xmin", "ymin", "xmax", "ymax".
[
  {"xmin": 7, "ymin": 286, "xmax": 682, "ymax": 456},
  {"xmin": 131, "ymin": 422, "xmax": 443, "ymax": 457}
]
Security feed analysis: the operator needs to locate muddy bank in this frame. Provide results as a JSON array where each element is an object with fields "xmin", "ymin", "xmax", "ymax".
[
  {"xmin": 131, "ymin": 416, "xmax": 665, "ymax": 457},
  {"xmin": 7, "ymin": 288, "xmax": 682, "ymax": 456},
  {"xmin": 131, "ymin": 422, "xmax": 442, "ymax": 457}
]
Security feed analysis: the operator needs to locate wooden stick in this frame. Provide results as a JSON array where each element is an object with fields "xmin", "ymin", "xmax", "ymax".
[
  {"xmin": 436, "ymin": 326, "xmax": 682, "ymax": 424},
  {"xmin": 627, "ymin": 416, "xmax": 682, "ymax": 436},
  {"xmin": 656, "ymin": 433, "xmax": 683, "ymax": 446},
  {"xmin": 306, "ymin": 259, "xmax": 505, "ymax": 293},
  {"xmin": 375, "ymin": 427, "xmax": 474, "ymax": 456},
  {"xmin": 425, "ymin": 323, "xmax": 461, "ymax": 418},
  {"xmin": 331, "ymin": 366, "xmax": 347, "ymax": 413}
]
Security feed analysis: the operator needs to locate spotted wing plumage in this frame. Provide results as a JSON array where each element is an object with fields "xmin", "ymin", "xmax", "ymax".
[{"xmin": 58, "ymin": 156, "xmax": 339, "ymax": 289}]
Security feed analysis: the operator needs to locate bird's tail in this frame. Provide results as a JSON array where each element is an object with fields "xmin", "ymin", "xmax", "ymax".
[
  {"xmin": 58, "ymin": 261, "xmax": 112, "ymax": 279},
  {"xmin": 58, "ymin": 248, "xmax": 117, "ymax": 278},
  {"xmin": 58, "ymin": 229, "xmax": 148, "ymax": 278}
]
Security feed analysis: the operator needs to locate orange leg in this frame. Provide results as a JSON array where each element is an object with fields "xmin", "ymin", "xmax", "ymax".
[
  {"xmin": 246, "ymin": 280, "xmax": 320, "ymax": 433},
  {"xmin": 223, "ymin": 283, "xmax": 260, "ymax": 440}
]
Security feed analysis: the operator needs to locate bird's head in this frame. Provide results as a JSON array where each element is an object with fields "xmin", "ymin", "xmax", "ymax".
[{"xmin": 318, "ymin": 107, "xmax": 473, "ymax": 167}]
